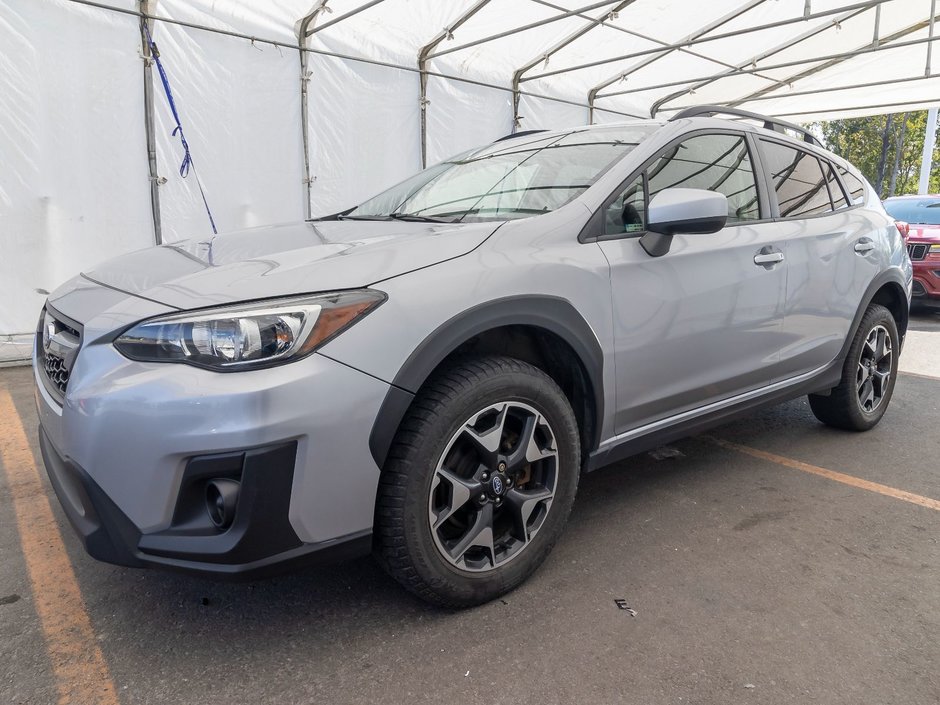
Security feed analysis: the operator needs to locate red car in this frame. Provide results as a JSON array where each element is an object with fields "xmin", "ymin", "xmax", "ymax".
[{"xmin": 884, "ymin": 195, "xmax": 940, "ymax": 306}]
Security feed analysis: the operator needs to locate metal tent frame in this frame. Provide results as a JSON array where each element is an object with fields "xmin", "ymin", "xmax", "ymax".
[{"xmin": 62, "ymin": 0, "xmax": 940, "ymax": 236}]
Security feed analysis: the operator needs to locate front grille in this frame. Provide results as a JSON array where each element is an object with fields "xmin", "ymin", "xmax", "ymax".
[
  {"xmin": 908, "ymin": 243, "xmax": 929, "ymax": 260},
  {"xmin": 36, "ymin": 307, "xmax": 82, "ymax": 404},
  {"xmin": 43, "ymin": 351, "xmax": 70, "ymax": 394}
]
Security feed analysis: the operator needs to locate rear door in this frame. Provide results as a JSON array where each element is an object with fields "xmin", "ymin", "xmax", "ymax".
[
  {"xmin": 757, "ymin": 139, "xmax": 881, "ymax": 377},
  {"xmin": 596, "ymin": 130, "xmax": 791, "ymax": 433}
]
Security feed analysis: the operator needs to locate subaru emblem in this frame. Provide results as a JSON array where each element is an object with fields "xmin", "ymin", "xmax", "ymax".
[{"xmin": 491, "ymin": 475, "xmax": 504, "ymax": 495}]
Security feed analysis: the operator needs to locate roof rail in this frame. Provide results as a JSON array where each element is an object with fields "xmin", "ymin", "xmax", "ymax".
[
  {"xmin": 669, "ymin": 105, "xmax": 821, "ymax": 147},
  {"xmin": 494, "ymin": 129, "xmax": 548, "ymax": 142}
]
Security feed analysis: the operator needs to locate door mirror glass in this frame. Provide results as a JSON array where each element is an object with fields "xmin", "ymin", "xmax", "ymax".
[{"xmin": 647, "ymin": 188, "xmax": 728, "ymax": 235}]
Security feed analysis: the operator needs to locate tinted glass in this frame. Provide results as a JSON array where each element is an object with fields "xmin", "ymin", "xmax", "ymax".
[
  {"xmin": 647, "ymin": 134, "xmax": 760, "ymax": 222},
  {"xmin": 348, "ymin": 125, "xmax": 657, "ymax": 222},
  {"xmin": 837, "ymin": 166, "xmax": 866, "ymax": 205},
  {"xmin": 604, "ymin": 175, "xmax": 646, "ymax": 235},
  {"xmin": 883, "ymin": 198, "xmax": 940, "ymax": 225},
  {"xmin": 824, "ymin": 163, "xmax": 849, "ymax": 210},
  {"xmin": 761, "ymin": 140, "xmax": 832, "ymax": 217}
]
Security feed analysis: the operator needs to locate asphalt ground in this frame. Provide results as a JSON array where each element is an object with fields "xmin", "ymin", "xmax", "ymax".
[{"xmin": 2, "ymin": 310, "xmax": 938, "ymax": 705}]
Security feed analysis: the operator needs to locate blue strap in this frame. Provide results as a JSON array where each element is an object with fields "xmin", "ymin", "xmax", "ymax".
[{"xmin": 144, "ymin": 23, "xmax": 218, "ymax": 235}]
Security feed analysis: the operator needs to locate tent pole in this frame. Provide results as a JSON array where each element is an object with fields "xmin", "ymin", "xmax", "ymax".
[
  {"xmin": 139, "ymin": 0, "xmax": 162, "ymax": 245},
  {"xmin": 587, "ymin": 0, "xmax": 766, "ymax": 118},
  {"xmin": 637, "ymin": 5, "xmax": 875, "ymax": 111},
  {"xmin": 727, "ymin": 15, "xmax": 940, "ymax": 107},
  {"xmin": 297, "ymin": 1, "xmax": 332, "ymax": 219},
  {"xmin": 537, "ymin": 0, "xmax": 773, "ymax": 82},
  {"xmin": 427, "ymin": 0, "xmax": 622, "ymax": 61},
  {"xmin": 633, "ymin": 35, "xmax": 937, "ymax": 112},
  {"xmin": 305, "ymin": 0, "xmax": 387, "ymax": 36},
  {"xmin": 511, "ymin": 1, "xmax": 636, "ymax": 129},
  {"xmin": 728, "ymin": 74, "xmax": 935, "ymax": 105},
  {"xmin": 919, "ymin": 107, "xmax": 938, "ymax": 195},
  {"xmin": 418, "ymin": 0, "xmax": 491, "ymax": 169},
  {"xmin": 526, "ymin": 0, "xmax": 887, "ymax": 83},
  {"xmin": 927, "ymin": 0, "xmax": 937, "ymax": 76}
]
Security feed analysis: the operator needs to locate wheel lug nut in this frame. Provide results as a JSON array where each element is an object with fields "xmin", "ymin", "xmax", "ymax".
[
  {"xmin": 498, "ymin": 462, "xmax": 506, "ymax": 472},
  {"xmin": 481, "ymin": 472, "xmax": 489, "ymax": 481},
  {"xmin": 495, "ymin": 497, "xmax": 502, "ymax": 505}
]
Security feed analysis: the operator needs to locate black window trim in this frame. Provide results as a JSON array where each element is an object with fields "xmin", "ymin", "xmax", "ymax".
[
  {"xmin": 757, "ymin": 134, "xmax": 865, "ymax": 221},
  {"xmin": 579, "ymin": 127, "xmax": 772, "ymax": 244},
  {"xmin": 823, "ymin": 160, "xmax": 851, "ymax": 211}
]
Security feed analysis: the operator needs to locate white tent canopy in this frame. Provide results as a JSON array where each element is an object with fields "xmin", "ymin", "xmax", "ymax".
[{"xmin": 1, "ymin": 0, "xmax": 938, "ymax": 360}]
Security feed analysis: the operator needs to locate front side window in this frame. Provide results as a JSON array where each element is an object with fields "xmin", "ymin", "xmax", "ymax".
[
  {"xmin": 761, "ymin": 140, "xmax": 833, "ymax": 217},
  {"xmin": 647, "ymin": 134, "xmax": 761, "ymax": 222},
  {"xmin": 346, "ymin": 125, "xmax": 657, "ymax": 223}
]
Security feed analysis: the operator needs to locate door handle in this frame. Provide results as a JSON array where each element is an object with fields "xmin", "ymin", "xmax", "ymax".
[
  {"xmin": 854, "ymin": 239, "xmax": 875, "ymax": 254},
  {"xmin": 754, "ymin": 252, "xmax": 785, "ymax": 265}
]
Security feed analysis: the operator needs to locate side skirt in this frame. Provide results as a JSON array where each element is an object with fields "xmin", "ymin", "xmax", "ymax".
[{"xmin": 586, "ymin": 360, "xmax": 842, "ymax": 472}]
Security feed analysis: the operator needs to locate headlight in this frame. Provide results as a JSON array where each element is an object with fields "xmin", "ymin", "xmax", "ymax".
[{"xmin": 114, "ymin": 290, "xmax": 385, "ymax": 370}]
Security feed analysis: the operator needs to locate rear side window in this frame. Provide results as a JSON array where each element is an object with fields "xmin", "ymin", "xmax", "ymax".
[
  {"xmin": 824, "ymin": 163, "xmax": 849, "ymax": 210},
  {"xmin": 760, "ymin": 140, "xmax": 832, "ymax": 217},
  {"xmin": 837, "ymin": 166, "xmax": 866, "ymax": 205},
  {"xmin": 647, "ymin": 134, "xmax": 761, "ymax": 222}
]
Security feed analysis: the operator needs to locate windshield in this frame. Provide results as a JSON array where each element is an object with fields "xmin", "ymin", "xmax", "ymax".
[
  {"xmin": 344, "ymin": 125, "xmax": 657, "ymax": 223},
  {"xmin": 883, "ymin": 198, "xmax": 940, "ymax": 225}
]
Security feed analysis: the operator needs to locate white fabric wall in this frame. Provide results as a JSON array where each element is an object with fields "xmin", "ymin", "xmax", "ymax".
[
  {"xmin": 151, "ymin": 4, "xmax": 306, "ymax": 241},
  {"xmin": 0, "ymin": 0, "xmax": 152, "ymax": 360}
]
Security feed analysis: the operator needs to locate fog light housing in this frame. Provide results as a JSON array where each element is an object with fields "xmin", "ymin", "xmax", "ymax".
[{"xmin": 205, "ymin": 478, "xmax": 240, "ymax": 530}]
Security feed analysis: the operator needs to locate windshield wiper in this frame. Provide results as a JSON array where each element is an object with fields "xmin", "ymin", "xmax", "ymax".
[
  {"xmin": 337, "ymin": 214, "xmax": 393, "ymax": 221},
  {"xmin": 389, "ymin": 212, "xmax": 455, "ymax": 223}
]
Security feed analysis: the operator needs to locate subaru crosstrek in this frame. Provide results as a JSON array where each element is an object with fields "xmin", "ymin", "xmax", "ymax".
[{"xmin": 35, "ymin": 106, "xmax": 912, "ymax": 606}]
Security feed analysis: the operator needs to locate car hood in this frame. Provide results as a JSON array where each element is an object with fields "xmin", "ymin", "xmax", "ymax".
[
  {"xmin": 83, "ymin": 219, "xmax": 499, "ymax": 310},
  {"xmin": 907, "ymin": 224, "xmax": 940, "ymax": 242}
]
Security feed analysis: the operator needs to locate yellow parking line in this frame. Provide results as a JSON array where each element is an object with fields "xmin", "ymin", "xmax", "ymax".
[
  {"xmin": 708, "ymin": 436, "xmax": 940, "ymax": 512},
  {"xmin": 0, "ymin": 390, "xmax": 119, "ymax": 705}
]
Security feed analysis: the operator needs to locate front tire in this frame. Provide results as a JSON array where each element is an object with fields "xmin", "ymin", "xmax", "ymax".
[
  {"xmin": 373, "ymin": 356, "xmax": 580, "ymax": 607},
  {"xmin": 808, "ymin": 303, "xmax": 899, "ymax": 431}
]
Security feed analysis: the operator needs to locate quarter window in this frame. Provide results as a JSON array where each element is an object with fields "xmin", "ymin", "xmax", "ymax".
[
  {"xmin": 837, "ymin": 165, "xmax": 866, "ymax": 205},
  {"xmin": 761, "ymin": 140, "xmax": 833, "ymax": 217},
  {"xmin": 604, "ymin": 175, "xmax": 646, "ymax": 235}
]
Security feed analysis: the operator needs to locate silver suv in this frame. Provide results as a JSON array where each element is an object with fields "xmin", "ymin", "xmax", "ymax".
[{"xmin": 35, "ymin": 107, "xmax": 912, "ymax": 606}]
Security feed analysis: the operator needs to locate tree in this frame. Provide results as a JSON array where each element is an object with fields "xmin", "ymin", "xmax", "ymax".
[{"xmin": 810, "ymin": 111, "xmax": 940, "ymax": 197}]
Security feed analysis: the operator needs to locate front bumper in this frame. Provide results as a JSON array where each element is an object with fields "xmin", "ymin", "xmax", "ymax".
[
  {"xmin": 39, "ymin": 427, "xmax": 371, "ymax": 577},
  {"xmin": 911, "ymin": 260, "xmax": 940, "ymax": 302},
  {"xmin": 35, "ymin": 331, "xmax": 393, "ymax": 577}
]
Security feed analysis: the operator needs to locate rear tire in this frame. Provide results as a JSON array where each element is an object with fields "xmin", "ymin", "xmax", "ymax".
[
  {"xmin": 808, "ymin": 304, "xmax": 899, "ymax": 431},
  {"xmin": 373, "ymin": 356, "xmax": 580, "ymax": 608}
]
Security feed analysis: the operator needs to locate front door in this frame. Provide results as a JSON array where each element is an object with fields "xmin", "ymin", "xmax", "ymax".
[{"xmin": 597, "ymin": 131, "xmax": 789, "ymax": 434}]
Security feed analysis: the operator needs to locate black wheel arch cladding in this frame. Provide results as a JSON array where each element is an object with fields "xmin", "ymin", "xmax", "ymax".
[{"xmin": 368, "ymin": 295, "xmax": 605, "ymax": 469}]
